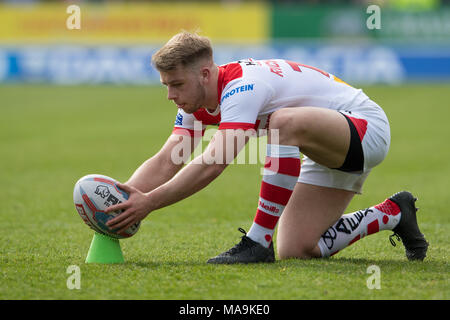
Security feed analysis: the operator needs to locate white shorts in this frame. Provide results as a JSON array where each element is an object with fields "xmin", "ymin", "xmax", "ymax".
[{"xmin": 298, "ymin": 101, "xmax": 391, "ymax": 194}]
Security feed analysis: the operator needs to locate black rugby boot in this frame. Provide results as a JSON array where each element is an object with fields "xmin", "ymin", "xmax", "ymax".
[
  {"xmin": 389, "ymin": 191, "xmax": 429, "ymax": 261},
  {"xmin": 207, "ymin": 228, "xmax": 275, "ymax": 264}
]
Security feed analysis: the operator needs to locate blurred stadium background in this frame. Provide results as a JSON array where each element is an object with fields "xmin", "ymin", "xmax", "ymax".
[
  {"xmin": 1, "ymin": 0, "xmax": 449, "ymax": 301},
  {"xmin": 0, "ymin": 0, "xmax": 449, "ymax": 85}
]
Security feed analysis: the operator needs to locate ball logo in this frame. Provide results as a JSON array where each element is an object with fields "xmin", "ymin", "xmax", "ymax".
[
  {"xmin": 74, "ymin": 174, "xmax": 140, "ymax": 238},
  {"xmin": 95, "ymin": 185, "xmax": 110, "ymax": 199}
]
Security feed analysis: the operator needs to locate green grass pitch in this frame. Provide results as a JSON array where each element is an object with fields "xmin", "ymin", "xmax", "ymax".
[{"xmin": 0, "ymin": 84, "xmax": 448, "ymax": 300}]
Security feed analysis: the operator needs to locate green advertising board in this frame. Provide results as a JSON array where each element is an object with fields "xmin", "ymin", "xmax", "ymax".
[{"xmin": 271, "ymin": 4, "xmax": 450, "ymax": 42}]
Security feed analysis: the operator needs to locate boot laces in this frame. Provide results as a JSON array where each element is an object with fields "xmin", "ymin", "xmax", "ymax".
[
  {"xmin": 389, "ymin": 232, "xmax": 401, "ymax": 247},
  {"xmin": 227, "ymin": 228, "xmax": 252, "ymax": 255}
]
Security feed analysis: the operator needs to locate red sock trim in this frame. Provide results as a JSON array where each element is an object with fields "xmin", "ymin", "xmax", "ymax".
[
  {"xmin": 264, "ymin": 156, "xmax": 300, "ymax": 177},
  {"xmin": 254, "ymin": 209, "xmax": 279, "ymax": 229},
  {"xmin": 374, "ymin": 199, "xmax": 401, "ymax": 216},
  {"xmin": 367, "ymin": 220, "xmax": 380, "ymax": 235},
  {"xmin": 259, "ymin": 181, "xmax": 293, "ymax": 206}
]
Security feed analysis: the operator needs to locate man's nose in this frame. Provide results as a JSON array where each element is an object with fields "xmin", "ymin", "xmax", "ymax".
[{"xmin": 167, "ymin": 87, "xmax": 177, "ymax": 101}]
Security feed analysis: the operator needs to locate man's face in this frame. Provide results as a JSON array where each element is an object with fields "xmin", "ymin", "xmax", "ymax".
[{"xmin": 160, "ymin": 65, "xmax": 206, "ymax": 114}]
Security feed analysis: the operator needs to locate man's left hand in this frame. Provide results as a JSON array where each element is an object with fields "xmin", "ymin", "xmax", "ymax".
[{"xmin": 105, "ymin": 183, "xmax": 153, "ymax": 234}]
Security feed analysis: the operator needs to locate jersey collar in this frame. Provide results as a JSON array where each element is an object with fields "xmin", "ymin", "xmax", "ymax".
[{"xmin": 217, "ymin": 65, "xmax": 226, "ymax": 104}]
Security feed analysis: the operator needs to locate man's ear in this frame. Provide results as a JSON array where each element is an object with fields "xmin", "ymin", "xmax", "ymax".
[{"xmin": 200, "ymin": 66, "xmax": 211, "ymax": 84}]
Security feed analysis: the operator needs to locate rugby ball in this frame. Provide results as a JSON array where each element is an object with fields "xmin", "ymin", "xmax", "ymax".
[{"xmin": 73, "ymin": 174, "xmax": 140, "ymax": 239}]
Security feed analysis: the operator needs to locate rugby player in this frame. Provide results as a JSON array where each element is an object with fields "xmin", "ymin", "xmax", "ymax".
[{"xmin": 105, "ymin": 32, "xmax": 428, "ymax": 263}]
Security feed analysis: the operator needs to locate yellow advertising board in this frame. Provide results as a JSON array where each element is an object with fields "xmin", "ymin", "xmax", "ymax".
[{"xmin": 0, "ymin": 3, "xmax": 269, "ymax": 44}]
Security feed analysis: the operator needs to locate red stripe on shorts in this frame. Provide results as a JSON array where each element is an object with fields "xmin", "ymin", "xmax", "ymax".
[{"xmin": 346, "ymin": 116, "xmax": 368, "ymax": 141}]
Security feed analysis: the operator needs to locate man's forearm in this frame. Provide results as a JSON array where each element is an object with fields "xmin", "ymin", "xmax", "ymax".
[
  {"xmin": 126, "ymin": 155, "xmax": 183, "ymax": 193},
  {"xmin": 126, "ymin": 134, "xmax": 199, "ymax": 193},
  {"xmin": 146, "ymin": 158, "xmax": 226, "ymax": 211}
]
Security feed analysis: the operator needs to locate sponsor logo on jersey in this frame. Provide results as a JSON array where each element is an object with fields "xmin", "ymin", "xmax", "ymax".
[
  {"xmin": 175, "ymin": 113, "xmax": 183, "ymax": 126},
  {"xmin": 264, "ymin": 60, "xmax": 284, "ymax": 77},
  {"xmin": 220, "ymin": 83, "xmax": 254, "ymax": 104}
]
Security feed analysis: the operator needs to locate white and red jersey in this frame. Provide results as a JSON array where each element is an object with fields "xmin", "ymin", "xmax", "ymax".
[{"xmin": 172, "ymin": 58, "xmax": 374, "ymax": 136}]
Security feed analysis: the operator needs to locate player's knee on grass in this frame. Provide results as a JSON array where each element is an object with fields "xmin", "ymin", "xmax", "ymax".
[{"xmin": 277, "ymin": 240, "xmax": 319, "ymax": 260}]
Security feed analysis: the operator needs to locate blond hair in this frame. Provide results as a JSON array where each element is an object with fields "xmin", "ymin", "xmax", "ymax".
[{"xmin": 152, "ymin": 31, "xmax": 213, "ymax": 72}]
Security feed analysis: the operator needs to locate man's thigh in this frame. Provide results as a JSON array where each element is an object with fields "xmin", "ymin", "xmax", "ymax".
[
  {"xmin": 276, "ymin": 182, "xmax": 355, "ymax": 259},
  {"xmin": 270, "ymin": 107, "xmax": 351, "ymax": 169}
]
